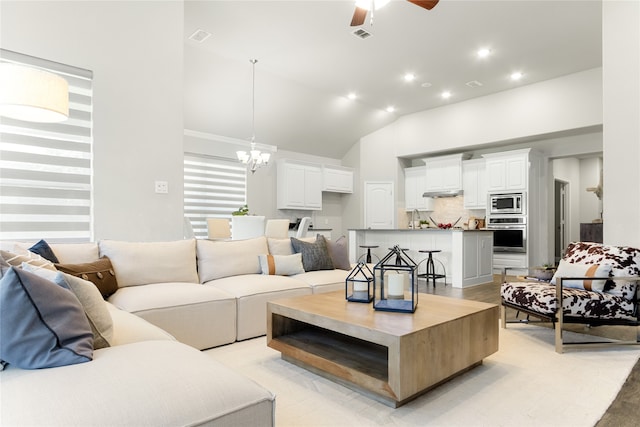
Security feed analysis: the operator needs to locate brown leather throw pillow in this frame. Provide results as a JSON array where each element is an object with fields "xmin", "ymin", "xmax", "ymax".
[{"xmin": 55, "ymin": 257, "xmax": 118, "ymax": 299}]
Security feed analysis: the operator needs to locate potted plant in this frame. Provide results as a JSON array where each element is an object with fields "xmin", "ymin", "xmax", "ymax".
[
  {"xmin": 419, "ymin": 220, "xmax": 430, "ymax": 229},
  {"xmin": 231, "ymin": 204, "xmax": 249, "ymax": 216}
]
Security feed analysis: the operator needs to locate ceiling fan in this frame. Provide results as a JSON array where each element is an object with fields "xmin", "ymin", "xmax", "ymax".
[{"xmin": 350, "ymin": 0, "xmax": 439, "ymax": 26}]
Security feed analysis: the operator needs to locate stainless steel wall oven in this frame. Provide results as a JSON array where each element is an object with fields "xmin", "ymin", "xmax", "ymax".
[{"xmin": 487, "ymin": 216, "xmax": 527, "ymax": 253}]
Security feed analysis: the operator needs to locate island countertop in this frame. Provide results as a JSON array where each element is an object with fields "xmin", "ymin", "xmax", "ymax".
[
  {"xmin": 348, "ymin": 228, "xmax": 493, "ymax": 232},
  {"xmin": 348, "ymin": 228, "xmax": 494, "ymax": 288}
]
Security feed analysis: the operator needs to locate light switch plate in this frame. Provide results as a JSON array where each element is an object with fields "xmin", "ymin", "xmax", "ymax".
[{"xmin": 155, "ymin": 181, "xmax": 168, "ymax": 194}]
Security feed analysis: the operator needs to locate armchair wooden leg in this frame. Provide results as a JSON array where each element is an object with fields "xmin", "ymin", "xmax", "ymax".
[{"xmin": 555, "ymin": 278, "xmax": 564, "ymax": 354}]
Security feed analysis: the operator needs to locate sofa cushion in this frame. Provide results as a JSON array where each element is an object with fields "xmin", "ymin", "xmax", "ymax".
[
  {"xmin": 99, "ymin": 239, "xmax": 199, "ymax": 287},
  {"xmin": 207, "ymin": 274, "xmax": 312, "ymax": 340},
  {"xmin": 0, "ymin": 340, "xmax": 275, "ymax": 427},
  {"xmin": 501, "ymin": 281, "xmax": 637, "ymax": 321},
  {"xmin": 267, "ymin": 237, "xmax": 294, "ymax": 255},
  {"xmin": 550, "ymin": 259, "xmax": 612, "ymax": 292},
  {"xmin": 28, "ymin": 239, "xmax": 60, "ymax": 263},
  {"xmin": 22, "ymin": 264, "xmax": 114, "ymax": 350},
  {"xmin": 197, "ymin": 236, "xmax": 268, "ymax": 282},
  {"xmin": 50, "ymin": 242, "xmax": 100, "ymax": 264},
  {"xmin": 291, "ymin": 235, "xmax": 334, "ymax": 272},
  {"xmin": 55, "ymin": 257, "xmax": 119, "ymax": 298},
  {"xmin": 104, "ymin": 302, "xmax": 176, "ymax": 346},
  {"xmin": 259, "ymin": 253, "xmax": 305, "ymax": 276},
  {"xmin": 108, "ymin": 283, "xmax": 237, "ymax": 349},
  {"xmin": 0, "ymin": 267, "xmax": 93, "ymax": 369},
  {"xmin": 293, "ymin": 269, "xmax": 351, "ymax": 293}
]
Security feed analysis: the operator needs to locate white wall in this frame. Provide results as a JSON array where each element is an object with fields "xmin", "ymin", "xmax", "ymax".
[
  {"xmin": 603, "ymin": 0, "xmax": 640, "ymax": 247},
  {"xmin": 1, "ymin": 1, "xmax": 185, "ymax": 242},
  {"xmin": 394, "ymin": 68, "xmax": 603, "ymax": 157}
]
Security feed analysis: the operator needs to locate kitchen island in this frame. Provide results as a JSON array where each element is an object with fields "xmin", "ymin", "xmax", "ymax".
[{"xmin": 348, "ymin": 229, "xmax": 494, "ymax": 288}]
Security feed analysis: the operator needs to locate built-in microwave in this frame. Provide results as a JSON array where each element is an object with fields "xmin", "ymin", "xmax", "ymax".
[{"xmin": 489, "ymin": 192, "xmax": 525, "ymax": 215}]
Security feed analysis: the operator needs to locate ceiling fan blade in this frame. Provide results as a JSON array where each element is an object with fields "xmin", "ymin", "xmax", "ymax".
[
  {"xmin": 350, "ymin": 6, "xmax": 368, "ymax": 26},
  {"xmin": 407, "ymin": 0, "xmax": 440, "ymax": 11}
]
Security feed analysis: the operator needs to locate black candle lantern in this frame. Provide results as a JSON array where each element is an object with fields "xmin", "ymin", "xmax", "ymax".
[
  {"xmin": 373, "ymin": 245, "xmax": 418, "ymax": 313},
  {"xmin": 345, "ymin": 262, "xmax": 374, "ymax": 303}
]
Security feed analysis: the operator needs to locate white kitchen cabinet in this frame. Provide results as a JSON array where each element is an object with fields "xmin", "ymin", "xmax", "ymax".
[
  {"xmin": 404, "ymin": 166, "xmax": 434, "ymax": 211},
  {"xmin": 322, "ymin": 165, "xmax": 353, "ymax": 193},
  {"xmin": 458, "ymin": 231, "xmax": 494, "ymax": 287},
  {"xmin": 483, "ymin": 149, "xmax": 529, "ymax": 192},
  {"xmin": 462, "ymin": 159, "xmax": 487, "ymax": 209},
  {"xmin": 423, "ymin": 154, "xmax": 464, "ymax": 193},
  {"xmin": 277, "ymin": 160, "xmax": 322, "ymax": 210}
]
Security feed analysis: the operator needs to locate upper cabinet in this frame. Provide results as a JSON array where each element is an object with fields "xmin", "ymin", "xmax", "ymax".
[
  {"xmin": 322, "ymin": 165, "xmax": 353, "ymax": 194},
  {"xmin": 462, "ymin": 159, "xmax": 487, "ymax": 209},
  {"xmin": 423, "ymin": 154, "xmax": 464, "ymax": 193},
  {"xmin": 277, "ymin": 159, "xmax": 323, "ymax": 210},
  {"xmin": 404, "ymin": 166, "xmax": 435, "ymax": 211},
  {"xmin": 483, "ymin": 149, "xmax": 530, "ymax": 192}
]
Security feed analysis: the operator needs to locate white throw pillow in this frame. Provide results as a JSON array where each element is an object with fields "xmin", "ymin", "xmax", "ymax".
[
  {"xmin": 99, "ymin": 239, "xmax": 199, "ymax": 287},
  {"xmin": 550, "ymin": 259, "xmax": 612, "ymax": 292},
  {"xmin": 259, "ymin": 253, "xmax": 305, "ymax": 276},
  {"xmin": 197, "ymin": 236, "xmax": 269, "ymax": 282}
]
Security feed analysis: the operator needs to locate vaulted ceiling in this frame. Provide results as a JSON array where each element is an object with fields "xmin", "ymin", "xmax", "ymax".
[{"xmin": 183, "ymin": 0, "xmax": 602, "ymax": 159}]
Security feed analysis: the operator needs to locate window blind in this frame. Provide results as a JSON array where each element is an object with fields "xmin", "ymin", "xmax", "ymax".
[
  {"xmin": 184, "ymin": 153, "xmax": 246, "ymax": 239},
  {"xmin": 0, "ymin": 49, "xmax": 93, "ymax": 242}
]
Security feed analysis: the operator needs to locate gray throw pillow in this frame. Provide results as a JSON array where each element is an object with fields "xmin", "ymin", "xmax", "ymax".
[
  {"xmin": 291, "ymin": 235, "xmax": 335, "ymax": 272},
  {"xmin": 325, "ymin": 236, "xmax": 351, "ymax": 270},
  {"xmin": 0, "ymin": 267, "xmax": 93, "ymax": 369}
]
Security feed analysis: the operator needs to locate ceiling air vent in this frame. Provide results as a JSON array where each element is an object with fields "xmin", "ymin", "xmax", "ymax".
[
  {"xmin": 465, "ymin": 80, "xmax": 483, "ymax": 88},
  {"xmin": 352, "ymin": 28, "xmax": 373, "ymax": 40},
  {"xmin": 188, "ymin": 29, "xmax": 212, "ymax": 43}
]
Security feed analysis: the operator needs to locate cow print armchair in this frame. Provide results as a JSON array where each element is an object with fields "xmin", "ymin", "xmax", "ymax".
[{"xmin": 501, "ymin": 242, "xmax": 640, "ymax": 353}]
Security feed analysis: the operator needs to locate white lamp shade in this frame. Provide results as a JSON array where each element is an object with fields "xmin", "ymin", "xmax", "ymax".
[{"xmin": 0, "ymin": 63, "xmax": 69, "ymax": 123}]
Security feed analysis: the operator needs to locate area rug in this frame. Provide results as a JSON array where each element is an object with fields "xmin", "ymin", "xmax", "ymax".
[{"xmin": 205, "ymin": 324, "xmax": 640, "ymax": 427}]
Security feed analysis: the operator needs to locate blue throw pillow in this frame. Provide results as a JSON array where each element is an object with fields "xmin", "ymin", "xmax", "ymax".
[
  {"xmin": 28, "ymin": 239, "xmax": 60, "ymax": 263},
  {"xmin": 0, "ymin": 267, "xmax": 93, "ymax": 369}
]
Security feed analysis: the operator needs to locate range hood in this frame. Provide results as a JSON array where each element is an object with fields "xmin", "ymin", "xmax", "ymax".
[{"xmin": 422, "ymin": 189, "xmax": 464, "ymax": 198}]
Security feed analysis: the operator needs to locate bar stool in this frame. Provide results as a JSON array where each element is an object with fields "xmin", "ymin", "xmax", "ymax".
[
  {"xmin": 358, "ymin": 245, "xmax": 379, "ymax": 264},
  {"xmin": 418, "ymin": 249, "xmax": 447, "ymax": 287}
]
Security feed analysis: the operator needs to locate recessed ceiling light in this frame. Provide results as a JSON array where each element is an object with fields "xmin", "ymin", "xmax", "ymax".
[
  {"xmin": 477, "ymin": 48, "xmax": 491, "ymax": 58},
  {"xmin": 347, "ymin": 92, "xmax": 357, "ymax": 100},
  {"xmin": 511, "ymin": 72, "xmax": 524, "ymax": 81},
  {"xmin": 404, "ymin": 73, "xmax": 415, "ymax": 82},
  {"xmin": 441, "ymin": 91, "xmax": 452, "ymax": 99},
  {"xmin": 386, "ymin": 106, "xmax": 395, "ymax": 113}
]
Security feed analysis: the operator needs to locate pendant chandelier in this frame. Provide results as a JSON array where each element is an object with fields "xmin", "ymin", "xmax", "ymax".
[{"xmin": 236, "ymin": 59, "xmax": 273, "ymax": 174}]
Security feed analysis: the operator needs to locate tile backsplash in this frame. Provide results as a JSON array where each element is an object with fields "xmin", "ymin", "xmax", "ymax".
[{"xmin": 404, "ymin": 196, "xmax": 486, "ymax": 228}]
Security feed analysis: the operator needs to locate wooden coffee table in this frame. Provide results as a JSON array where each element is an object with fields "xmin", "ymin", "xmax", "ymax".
[{"xmin": 267, "ymin": 291, "xmax": 499, "ymax": 407}]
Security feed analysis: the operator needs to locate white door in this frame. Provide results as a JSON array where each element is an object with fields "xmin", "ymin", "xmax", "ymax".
[{"xmin": 364, "ymin": 181, "xmax": 394, "ymax": 229}]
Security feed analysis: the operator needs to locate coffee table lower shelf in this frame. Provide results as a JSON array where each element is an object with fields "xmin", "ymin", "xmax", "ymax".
[{"xmin": 267, "ymin": 292, "xmax": 499, "ymax": 408}]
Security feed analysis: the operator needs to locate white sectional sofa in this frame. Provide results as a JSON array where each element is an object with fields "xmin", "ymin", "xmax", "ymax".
[{"xmin": 0, "ymin": 234, "xmax": 351, "ymax": 426}]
